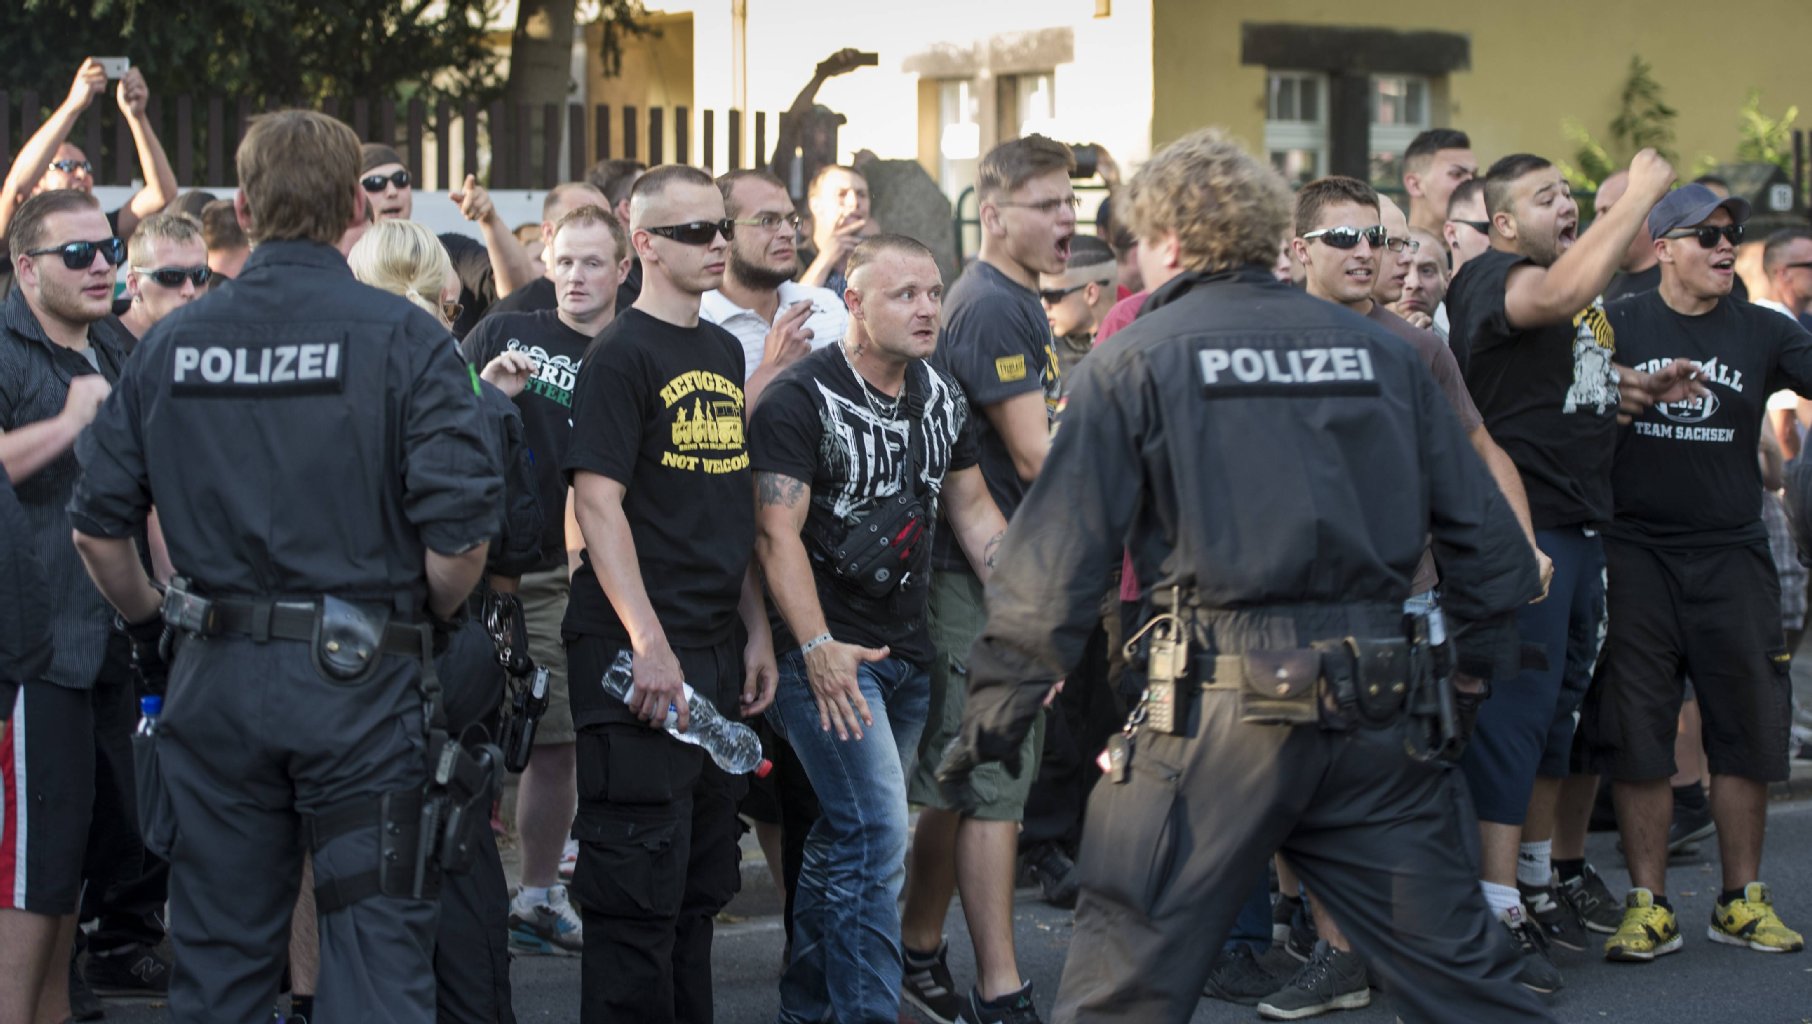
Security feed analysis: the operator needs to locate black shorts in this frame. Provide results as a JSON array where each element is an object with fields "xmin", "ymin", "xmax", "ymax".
[
  {"xmin": 1, "ymin": 683, "xmax": 97, "ymax": 913},
  {"xmin": 1582, "ymin": 539, "xmax": 1792, "ymax": 783}
]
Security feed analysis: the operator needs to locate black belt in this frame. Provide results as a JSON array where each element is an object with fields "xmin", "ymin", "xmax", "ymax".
[{"xmin": 210, "ymin": 598, "xmax": 423, "ymax": 656}]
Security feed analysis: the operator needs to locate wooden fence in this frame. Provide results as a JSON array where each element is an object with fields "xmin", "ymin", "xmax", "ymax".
[{"xmin": 0, "ymin": 92, "xmax": 788, "ymax": 190}]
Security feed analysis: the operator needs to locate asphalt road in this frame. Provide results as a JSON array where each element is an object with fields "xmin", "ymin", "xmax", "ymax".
[{"xmin": 97, "ymin": 794, "xmax": 1812, "ymax": 1023}]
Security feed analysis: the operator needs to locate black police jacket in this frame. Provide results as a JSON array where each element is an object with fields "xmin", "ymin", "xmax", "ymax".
[
  {"xmin": 478, "ymin": 379, "xmax": 544, "ymax": 579},
  {"xmin": 68, "ymin": 240, "xmax": 501, "ymax": 607},
  {"xmin": 955, "ymin": 266, "xmax": 1542, "ymax": 764}
]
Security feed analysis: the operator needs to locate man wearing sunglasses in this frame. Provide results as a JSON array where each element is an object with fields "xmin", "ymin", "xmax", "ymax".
[
  {"xmin": 1445, "ymin": 179, "xmax": 1492, "ymax": 278},
  {"xmin": 1584, "ymin": 184, "xmax": 1811, "ymax": 963},
  {"xmin": 703, "ymin": 169, "xmax": 847, "ymax": 407},
  {"xmin": 359, "ymin": 144, "xmax": 536, "ymax": 338},
  {"xmin": 0, "ymin": 60, "xmax": 178, "ymax": 273},
  {"xmin": 1037, "ymin": 233, "xmax": 1117, "ymax": 390},
  {"xmin": 562, "ymin": 164, "xmax": 777, "ymax": 1024},
  {"xmin": 0, "ymin": 188, "xmax": 130, "ymax": 1024},
  {"xmin": 118, "ymin": 212, "xmax": 210, "ymax": 344},
  {"xmin": 1445, "ymin": 149, "xmax": 1708, "ymax": 996}
]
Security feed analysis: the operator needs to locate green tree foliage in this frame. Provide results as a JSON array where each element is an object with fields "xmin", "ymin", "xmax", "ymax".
[
  {"xmin": 1736, "ymin": 89, "xmax": 1798, "ymax": 172},
  {"xmin": 0, "ymin": 0, "xmax": 505, "ymax": 104},
  {"xmin": 1559, "ymin": 55, "xmax": 1677, "ymax": 190}
]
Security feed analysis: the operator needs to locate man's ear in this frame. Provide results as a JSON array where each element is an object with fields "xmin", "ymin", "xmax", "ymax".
[
  {"xmin": 1290, "ymin": 236, "xmax": 1312, "ymax": 270},
  {"xmin": 1492, "ymin": 210, "xmax": 1516, "ymax": 242},
  {"xmin": 1403, "ymin": 171, "xmax": 1425, "ymax": 201},
  {"xmin": 346, "ymin": 187, "xmax": 370, "ymax": 233},
  {"xmin": 234, "ymin": 190, "xmax": 254, "ymax": 235},
  {"xmin": 979, "ymin": 199, "xmax": 1003, "ymax": 239}
]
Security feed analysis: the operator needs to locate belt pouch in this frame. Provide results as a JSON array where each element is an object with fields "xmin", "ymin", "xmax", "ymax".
[
  {"xmin": 1350, "ymin": 637, "xmax": 1410, "ymax": 723},
  {"xmin": 312, "ymin": 596, "xmax": 390, "ymax": 684},
  {"xmin": 1238, "ymin": 649, "xmax": 1321, "ymax": 726}
]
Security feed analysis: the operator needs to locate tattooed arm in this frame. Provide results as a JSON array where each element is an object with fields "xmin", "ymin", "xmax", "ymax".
[
  {"xmin": 942, "ymin": 465, "xmax": 1009, "ymax": 585},
  {"xmin": 753, "ymin": 470, "xmax": 886, "ymax": 740}
]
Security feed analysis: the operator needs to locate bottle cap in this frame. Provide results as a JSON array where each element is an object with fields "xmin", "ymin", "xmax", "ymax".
[
  {"xmin": 140, "ymin": 695, "xmax": 163, "ymax": 717},
  {"xmin": 754, "ymin": 758, "xmax": 774, "ymax": 779}
]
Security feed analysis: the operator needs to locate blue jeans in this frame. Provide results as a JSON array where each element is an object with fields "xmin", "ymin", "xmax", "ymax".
[{"xmin": 769, "ymin": 649, "xmax": 930, "ymax": 1023}]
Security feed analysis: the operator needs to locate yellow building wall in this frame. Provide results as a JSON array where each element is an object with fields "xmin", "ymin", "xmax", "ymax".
[
  {"xmin": 1153, "ymin": 0, "xmax": 1812, "ymax": 176},
  {"xmin": 585, "ymin": 11, "xmax": 696, "ymax": 164}
]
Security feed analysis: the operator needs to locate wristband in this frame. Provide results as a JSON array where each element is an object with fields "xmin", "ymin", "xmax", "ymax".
[{"xmin": 800, "ymin": 632, "xmax": 834, "ymax": 656}]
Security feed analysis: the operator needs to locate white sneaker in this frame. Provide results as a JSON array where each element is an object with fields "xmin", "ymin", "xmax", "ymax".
[
  {"xmin": 508, "ymin": 884, "xmax": 583, "ymax": 955},
  {"xmin": 558, "ymin": 837, "xmax": 579, "ymax": 882}
]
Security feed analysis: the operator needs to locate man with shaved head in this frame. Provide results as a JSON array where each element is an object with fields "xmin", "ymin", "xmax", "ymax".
[
  {"xmin": 751, "ymin": 234, "xmax": 1005, "ymax": 1023},
  {"xmin": 487, "ymin": 181, "xmax": 622, "ymax": 318},
  {"xmin": 561, "ymin": 164, "xmax": 777, "ymax": 1023}
]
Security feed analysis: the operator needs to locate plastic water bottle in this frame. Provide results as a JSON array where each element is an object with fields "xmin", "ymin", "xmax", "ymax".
[
  {"xmin": 601, "ymin": 650, "xmax": 772, "ymax": 776},
  {"xmin": 136, "ymin": 695, "xmax": 162, "ymax": 737}
]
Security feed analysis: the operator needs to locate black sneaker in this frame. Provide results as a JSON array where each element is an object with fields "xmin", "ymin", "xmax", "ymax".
[
  {"xmin": 1499, "ymin": 904, "xmax": 1563, "ymax": 995},
  {"xmin": 1519, "ymin": 882, "xmax": 1588, "ymax": 952},
  {"xmin": 963, "ymin": 980, "xmax": 1043, "ymax": 1024},
  {"xmin": 1557, "ymin": 863, "xmax": 1623, "ymax": 935},
  {"xmin": 902, "ymin": 939, "xmax": 963, "ymax": 1024},
  {"xmin": 1667, "ymin": 802, "xmax": 1715, "ymax": 853},
  {"xmin": 1257, "ymin": 941, "xmax": 1371, "ymax": 1020},
  {"xmin": 1203, "ymin": 944, "xmax": 1291, "ymax": 1005},
  {"xmin": 70, "ymin": 956, "xmax": 104, "ymax": 1021},
  {"xmin": 1285, "ymin": 904, "xmax": 1320, "ymax": 962},
  {"xmin": 1273, "ymin": 894, "xmax": 1303, "ymax": 945},
  {"xmin": 86, "ymin": 945, "xmax": 173, "ymax": 996},
  {"xmin": 1021, "ymin": 844, "xmax": 1079, "ymax": 910}
]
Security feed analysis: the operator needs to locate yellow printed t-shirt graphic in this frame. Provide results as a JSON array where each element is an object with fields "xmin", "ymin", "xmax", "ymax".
[{"xmin": 658, "ymin": 370, "xmax": 749, "ymax": 475}]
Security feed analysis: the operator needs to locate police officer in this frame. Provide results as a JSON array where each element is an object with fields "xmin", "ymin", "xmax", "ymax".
[
  {"xmin": 67, "ymin": 110, "xmax": 501, "ymax": 1023},
  {"xmin": 936, "ymin": 128, "xmax": 1554, "ymax": 1024}
]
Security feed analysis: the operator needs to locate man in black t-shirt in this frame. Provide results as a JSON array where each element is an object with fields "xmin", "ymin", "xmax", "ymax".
[
  {"xmin": 1446, "ymin": 150, "xmax": 1704, "ymax": 992},
  {"xmin": 751, "ymin": 234, "xmax": 1005, "ymax": 1024},
  {"xmin": 1587, "ymin": 185, "xmax": 1811, "ymax": 961},
  {"xmin": 900, "ymin": 134, "xmax": 1073, "ymax": 1024},
  {"xmin": 561, "ymin": 165, "xmax": 777, "ymax": 1024},
  {"xmin": 462, "ymin": 203, "xmax": 630, "ymax": 957}
]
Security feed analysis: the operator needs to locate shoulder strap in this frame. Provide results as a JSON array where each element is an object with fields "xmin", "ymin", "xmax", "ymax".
[{"xmin": 900, "ymin": 361, "xmax": 927, "ymax": 499}]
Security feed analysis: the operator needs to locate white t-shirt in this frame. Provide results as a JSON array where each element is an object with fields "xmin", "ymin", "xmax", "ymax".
[{"xmin": 700, "ymin": 280, "xmax": 848, "ymax": 383}]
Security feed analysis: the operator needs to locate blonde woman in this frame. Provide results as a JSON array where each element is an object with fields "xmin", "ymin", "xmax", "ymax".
[
  {"xmin": 343, "ymin": 216, "xmax": 542, "ymax": 1023},
  {"xmin": 349, "ymin": 219, "xmax": 536, "ymax": 396}
]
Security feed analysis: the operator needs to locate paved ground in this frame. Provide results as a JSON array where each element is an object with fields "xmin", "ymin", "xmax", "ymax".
[{"xmin": 90, "ymin": 646, "xmax": 1812, "ymax": 1021}]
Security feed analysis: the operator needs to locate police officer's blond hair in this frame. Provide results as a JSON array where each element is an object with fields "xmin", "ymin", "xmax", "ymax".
[
  {"xmin": 236, "ymin": 110, "xmax": 361, "ymax": 246},
  {"xmin": 347, "ymin": 219, "xmax": 456, "ymax": 325},
  {"xmin": 127, "ymin": 212, "xmax": 204, "ymax": 269},
  {"xmin": 1125, "ymin": 128, "xmax": 1291, "ymax": 274}
]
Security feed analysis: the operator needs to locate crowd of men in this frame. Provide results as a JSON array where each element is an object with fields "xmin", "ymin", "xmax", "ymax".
[{"xmin": 0, "ymin": 54, "xmax": 1808, "ymax": 1024}]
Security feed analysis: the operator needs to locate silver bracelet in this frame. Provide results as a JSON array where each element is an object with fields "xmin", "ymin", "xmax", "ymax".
[{"xmin": 800, "ymin": 632, "xmax": 834, "ymax": 656}]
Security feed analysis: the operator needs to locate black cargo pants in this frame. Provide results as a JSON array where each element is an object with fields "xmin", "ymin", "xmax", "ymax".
[
  {"xmin": 153, "ymin": 636, "xmax": 438, "ymax": 1024},
  {"xmin": 1053, "ymin": 617, "xmax": 1556, "ymax": 1024},
  {"xmin": 566, "ymin": 634, "xmax": 746, "ymax": 1024}
]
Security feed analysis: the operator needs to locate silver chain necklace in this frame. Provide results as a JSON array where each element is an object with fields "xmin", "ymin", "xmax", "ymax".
[{"xmin": 839, "ymin": 342, "xmax": 903, "ymax": 424}]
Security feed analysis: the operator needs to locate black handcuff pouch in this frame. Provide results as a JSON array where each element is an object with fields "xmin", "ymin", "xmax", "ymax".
[
  {"xmin": 1237, "ymin": 649, "xmax": 1322, "ymax": 726},
  {"xmin": 312, "ymin": 596, "xmax": 390, "ymax": 684}
]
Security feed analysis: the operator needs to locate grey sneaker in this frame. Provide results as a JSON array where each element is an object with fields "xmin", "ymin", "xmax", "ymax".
[
  {"xmin": 963, "ymin": 980, "xmax": 1043, "ymax": 1024},
  {"xmin": 1520, "ymin": 881, "xmax": 1588, "ymax": 952},
  {"xmin": 1257, "ymin": 941, "xmax": 1371, "ymax": 1020},
  {"xmin": 1501, "ymin": 904, "xmax": 1564, "ymax": 995}
]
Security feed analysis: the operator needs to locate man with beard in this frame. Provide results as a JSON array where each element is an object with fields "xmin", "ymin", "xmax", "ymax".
[
  {"xmin": 702, "ymin": 170, "xmax": 847, "ymax": 404},
  {"xmin": 0, "ymin": 188, "xmax": 127, "ymax": 1024},
  {"xmin": 1447, "ymin": 150, "xmax": 1702, "ymax": 994},
  {"xmin": 461, "ymin": 205, "xmax": 631, "ymax": 958}
]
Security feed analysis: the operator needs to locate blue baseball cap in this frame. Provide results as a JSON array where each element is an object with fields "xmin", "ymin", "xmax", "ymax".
[{"xmin": 1647, "ymin": 183, "xmax": 1751, "ymax": 239}]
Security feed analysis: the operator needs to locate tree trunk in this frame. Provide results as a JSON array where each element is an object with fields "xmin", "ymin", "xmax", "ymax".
[{"xmin": 503, "ymin": 0, "xmax": 578, "ymax": 185}]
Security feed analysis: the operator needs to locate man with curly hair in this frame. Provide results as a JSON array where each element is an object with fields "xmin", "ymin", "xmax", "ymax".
[{"xmin": 934, "ymin": 127, "xmax": 1557, "ymax": 1023}]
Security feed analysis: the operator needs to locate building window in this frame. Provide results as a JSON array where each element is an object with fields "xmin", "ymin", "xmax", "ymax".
[
  {"xmin": 1265, "ymin": 71, "xmax": 1327, "ymax": 186},
  {"xmin": 998, "ymin": 71, "xmax": 1058, "ymax": 141},
  {"xmin": 1369, "ymin": 74, "xmax": 1431, "ymax": 187}
]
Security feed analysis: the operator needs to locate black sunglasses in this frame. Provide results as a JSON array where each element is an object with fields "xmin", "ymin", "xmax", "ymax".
[
  {"xmin": 1302, "ymin": 225, "xmax": 1388, "ymax": 250},
  {"xmin": 135, "ymin": 264, "xmax": 211, "ymax": 288},
  {"xmin": 49, "ymin": 158, "xmax": 93, "ymax": 175},
  {"xmin": 27, "ymin": 237, "xmax": 125, "ymax": 270},
  {"xmin": 361, "ymin": 170, "xmax": 411, "ymax": 193},
  {"xmin": 1665, "ymin": 223, "xmax": 1745, "ymax": 248},
  {"xmin": 1452, "ymin": 220, "xmax": 1491, "ymax": 235},
  {"xmin": 1039, "ymin": 281, "xmax": 1111, "ymax": 305},
  {"xmin": 644, "ymin": 220, "xmax": 734, "ymax": 245}
]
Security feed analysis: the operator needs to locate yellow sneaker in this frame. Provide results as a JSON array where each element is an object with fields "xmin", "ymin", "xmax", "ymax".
[
  {"xmin": 1605, "ymin": 888, "xmax": 1682, "ymax": 962},
  {"xmin": 1709, "ymin": 882, "xmax": 1805, "ymax": 953}
]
